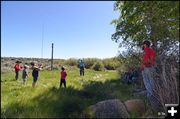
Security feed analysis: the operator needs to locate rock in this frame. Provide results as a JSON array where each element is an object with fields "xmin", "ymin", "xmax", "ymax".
[
  {"xmin": 124, "ymin": 99, "xmax": 145, "ymax": 116},
  {"xmin": 81, "ymin": 99, "xmax": 130, "ymax": 118}
]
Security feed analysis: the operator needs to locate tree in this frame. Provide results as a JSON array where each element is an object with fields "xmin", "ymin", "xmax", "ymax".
[
  {"xmin": 111, "ymin": 1, "xmax": 179, "ymax": 112},
  {"xmin": 111, "ymin": 1, "xmax": 179, "ymax": 52}
]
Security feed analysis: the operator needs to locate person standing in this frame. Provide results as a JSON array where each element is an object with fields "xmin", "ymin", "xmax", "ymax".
[
  {"xmin": 79, "ymin": 60, "xmax": 85, "ymax": 76},
  {"xmin": 141, "ymin": 40, "xmax": 156, "ymax": 97},
  {"xmin": 22, "ymin": 64, "xmax": 29, "ymax": 85},
  {"xmin": 32, "ymin": 65, "xmax": 40, "ymax": 87},
  {"xmin": 14, "ymin": 61, "xmax": 22, "ymax": 80},
  {"xmin": 60, "ymin": 66, "xmax": 67, "ymax": 88}
]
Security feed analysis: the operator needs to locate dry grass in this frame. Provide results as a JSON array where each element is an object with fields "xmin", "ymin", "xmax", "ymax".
[{"xmin": 153, "ymin": 57, "xmax": 179, "ymax": 112}]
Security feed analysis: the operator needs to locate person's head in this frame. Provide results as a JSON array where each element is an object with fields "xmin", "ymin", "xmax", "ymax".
[
  {"xmin": 30, "ymin": 62, "xmax": 35, "ymax": 66},
  {"xmin": 24, "ymin": 65, "xmax": 29, "ymax": 69},
  {"xmin": 142, "ymin": 40, "xmax": 151, "ymax": 50},
  {"xmin": 61, "ymin": 66, "xmax": 65, "ymax": 71},
  {"xmin": 33, "ymin": 65, "xmax": 39, "ymax": 69},
  {"xmin": 16, "ymin": 61, "xmax": 21, "ymax": 64}
]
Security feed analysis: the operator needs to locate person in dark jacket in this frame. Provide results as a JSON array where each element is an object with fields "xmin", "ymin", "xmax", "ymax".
[
  {"xmin": 32, "ymin": 65, "xmax": 40, "ymax": 87},
  {"xmin": 79, "ymin": 60, "xmax": 85, "ymax": 76}
]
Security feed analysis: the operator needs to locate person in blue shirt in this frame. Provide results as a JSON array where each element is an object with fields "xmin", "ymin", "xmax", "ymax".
[{"xmin": 79, "ymin": 60, "xmax": 85, "ymax": 76}]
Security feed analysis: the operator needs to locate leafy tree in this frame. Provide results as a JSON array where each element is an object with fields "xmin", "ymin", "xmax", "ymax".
[
  {"xmin": 111, "ymin": 1, "xmax": 179, "ymax": 112},
  {"xmin": 111, "ymin": 1, "xmax": 179, "ymax": 52}
]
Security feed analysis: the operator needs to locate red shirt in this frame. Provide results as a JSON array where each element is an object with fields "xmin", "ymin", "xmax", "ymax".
[
  {"xmin": 14, "ymin": 64, "xmax": 21, "ymax": 72},
  {"xmin": 61, "ymin": 71, "xmax": 67, "ymax": 80},
  {"xmin": 142, "ymin": 47, "xmax": 156, "ymax": 67}
]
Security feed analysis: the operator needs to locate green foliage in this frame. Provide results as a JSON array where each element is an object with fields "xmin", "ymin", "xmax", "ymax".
[
  {"xmin": 65, "ymin": 58, "xmax": 78, "ymax": 66},
  {"xmin": 84, "ymin": 58, "xmax": 99, "ymax": 69},
  {"xmin": 53, "ymin": 59, "xmax": 66, "ymax": 65},
  {"xmin": 103, "ymin": 57, "xmax": 121, "ymax": 70},
  {"xmin": 82, "ymin": 58, "xmax": 121, "ymax": 70},
  {"xmin": 111, "ymin": 2, "xmax": 179, "ymax": 113},
  {"xmin": 112, "ymin": 1, "xmax": 179, "ymax": 51},
  {"xmin": 91, "ymin": 60, "xmax": 104, "ymax": 71}
]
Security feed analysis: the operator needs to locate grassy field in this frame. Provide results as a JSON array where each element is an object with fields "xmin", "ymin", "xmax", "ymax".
[{"xmin": 1, "ymin": 67, "xmax": 148, "ymax": 118}]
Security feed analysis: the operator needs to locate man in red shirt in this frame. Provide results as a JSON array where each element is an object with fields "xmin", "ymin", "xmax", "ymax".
[
  {"xmin": 141, "ymin": 40, "xmax": 156, "ymax": 98},
  {"xmin": 14, "ymin": 61, "xmax": 22, "ymax": 80},
  {"xmin": 60, "ymin": 66, "xmax": 67, "ymax": 88}
]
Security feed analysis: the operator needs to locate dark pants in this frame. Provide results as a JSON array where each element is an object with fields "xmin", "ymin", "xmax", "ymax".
[
  {"xmin": 60, "ymin": 79, "xmax": 66, "ymax": 88},
  {"xmin": 15, "ymin": 71, "xmax": 19, "ymax": 80},
  {"xmin": 80, "ymin": 67, "xmax": 84, "ymax": 76},
  {"xmin": 33, "ymin": 77, "xmax": 38, "ymax": 83}
]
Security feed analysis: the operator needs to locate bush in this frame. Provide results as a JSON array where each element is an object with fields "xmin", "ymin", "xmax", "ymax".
[
  {"xmin": 91, "ymin": 61, "xmax": 104, "ymax": 71},
  {"xmin": 84, "ymin": 58, "xmax": 99, "ymax": 69},
  {"xmin": 54, "ymin": 59, "xmax": 66, "ymax": 65},
  {"xmin": 117, "ymin": 52, "xmax": 141, "ymax": 77},
  {"xmin": 103, "ymin": 57, "xmax": 120, "ymax": 70},
  {"xmin": 65, "ymin": 58, "xmax": 78, "ymax": 66}
]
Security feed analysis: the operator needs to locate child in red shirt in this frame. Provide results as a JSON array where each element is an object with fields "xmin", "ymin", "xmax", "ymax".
[
  {"xmin": 14, "ymin": 61, "xmax": 22, "ymax": 80},
  {"xmin": 60, "ymin": 66, "xmax": 67, "ymax": 88}
]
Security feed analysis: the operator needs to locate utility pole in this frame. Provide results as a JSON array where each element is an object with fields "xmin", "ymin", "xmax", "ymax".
[{"xmin": 51, "ymin": 43, "xmax": 54, "ymax": 70}]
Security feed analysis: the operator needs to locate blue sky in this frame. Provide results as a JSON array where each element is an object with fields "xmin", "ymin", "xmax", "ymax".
[{"xmin": 1, "ymin": 1, "xmax": 121, "ymax": 59}]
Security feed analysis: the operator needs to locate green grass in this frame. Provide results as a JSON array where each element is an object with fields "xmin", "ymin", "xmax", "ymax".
[{"xmin": 1, "ymin": 67, "xmax": 147, "ymax": 118}]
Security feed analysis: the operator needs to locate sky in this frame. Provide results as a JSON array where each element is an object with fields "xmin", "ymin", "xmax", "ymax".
[{"xmin": 1, "ymin": 1, "xmax": 121, "ymax": 59}]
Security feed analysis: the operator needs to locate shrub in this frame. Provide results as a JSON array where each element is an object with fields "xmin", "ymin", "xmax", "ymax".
[
  {"xmin": 91, "ymin": 61, "xmax": 104, "ymax": 71},
  {"xmin": 103, "ymin": 57, "xmax": 120, "ymax": 70},
  {"xmin": 84, "ymin": 58, "xmax": 99, "ymax": 69},
  {"xmin": 152, "ymin": 55, "xmax": 179, "ymax": 112},
  {"xmin": 54, "ymin": 59, "xmax": 66, "ymax": 65},
  {"xmin": 117, "ymin": 52, "xmax": 141, "ymax": 77},
  {"xmin": 65, "ymin": 58, "xmax": 78, "ymax": 66}
]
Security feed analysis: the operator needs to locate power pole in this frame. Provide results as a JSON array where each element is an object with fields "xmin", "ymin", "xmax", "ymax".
[{"xmin": 51, "ymin": 43, "xmax": 54, "ymax": 70}]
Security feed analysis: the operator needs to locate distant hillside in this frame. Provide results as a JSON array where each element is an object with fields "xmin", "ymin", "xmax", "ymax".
[
  {"xmin": 1, "ymin": 57, "xmax": 121, "ymax": 73},
  {"xmin": 1, "ymin": 57, "xmax": 61, "ymax": 73}
]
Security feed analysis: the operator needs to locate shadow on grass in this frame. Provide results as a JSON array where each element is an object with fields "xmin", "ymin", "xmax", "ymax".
[{"xmin": 2, "ymin": 78, "xmax": 145, "ymax": 118}]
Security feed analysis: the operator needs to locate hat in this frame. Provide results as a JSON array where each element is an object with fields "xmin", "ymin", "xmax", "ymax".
[
  {"xmin": 61, "ymin": 66, "xmax": 65, "ymax": 70},
  {"xmin": 33, "ymin": 65, "xmax": 39, "ymax": 69},
  {"xmin": 24, "ymin": 65, "xmax": 29, "ymax": 68},
  {"xmin": 16, "ymin": 61, "xmax": 22, "ymax": 63}
]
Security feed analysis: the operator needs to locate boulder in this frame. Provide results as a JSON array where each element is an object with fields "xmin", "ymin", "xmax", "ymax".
[
  {"xmin": 124, "ymin": 99, "xmax": 145, "ymax": 116},
  {"xmin": 81, "ymin": 99, "xmax": 129, "ymax": 118}
]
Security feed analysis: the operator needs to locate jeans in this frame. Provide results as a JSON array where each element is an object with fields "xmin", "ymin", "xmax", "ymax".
[
  {"xmin": 142, "ymin": 67, "xmax": 155, "ymax": 97},
  {"xmin": 15, "ymin": 71, "xmax": 19, "ymax": 80},
  {"xmin": 60, "ymin": 79, "xmax": 66, "ymax": 88},
  {"xmin": 80, "ymin": 67, "xmax": 84, "ymax": 76}
]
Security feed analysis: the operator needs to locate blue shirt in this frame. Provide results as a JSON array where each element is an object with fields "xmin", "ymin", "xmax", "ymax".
[{"xmin": 79, "ymin": 62, "xmax": 85, "ymax": 68}]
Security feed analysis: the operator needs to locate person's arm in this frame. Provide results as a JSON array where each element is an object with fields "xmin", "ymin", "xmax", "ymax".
[{"xmin": 25, "ymin": 70, "xmax": 28, "ymax": 76}]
